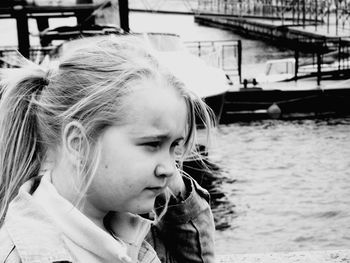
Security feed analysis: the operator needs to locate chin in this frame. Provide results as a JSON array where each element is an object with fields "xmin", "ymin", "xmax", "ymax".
[
  {"xmin": 137, "ymin": 206, "xmax": 154, "ymax": 215},
  {"xmin": 130, "ymin": 200, "xmax": 155, "ymax": 215}
]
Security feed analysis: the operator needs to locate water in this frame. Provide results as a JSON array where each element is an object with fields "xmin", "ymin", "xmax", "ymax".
[
  {"xmin": 130, "ymin": 13, "xmax": 350, "ymax": 255},
  {"xmin": 210, "ymin": 118, "xmax": 350, "ymax": 254}
]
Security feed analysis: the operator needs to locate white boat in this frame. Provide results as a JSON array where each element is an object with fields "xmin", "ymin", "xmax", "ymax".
[
  {"xmin": 144, "ymin": 33, "xmax": 230, "ymax": 99},
  {"xmin": 255, "ymin": 58, "xmax": 296, "ymax": 83},
  {"xmin": 255, "ymin": 57, "xmax": 346, "ymax": 86}
]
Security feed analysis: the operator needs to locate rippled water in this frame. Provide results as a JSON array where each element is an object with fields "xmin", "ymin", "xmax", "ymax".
[{"xmin": 210, "ymin": 118, "xmax": 350, "ymax": 254}]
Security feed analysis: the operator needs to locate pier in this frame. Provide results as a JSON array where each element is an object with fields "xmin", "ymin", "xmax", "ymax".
[
  {"xmin": 194, "ymin": 1, "xmax": 350, "ymax": 51},
  {"xmin": 182, "ymin": 37, "xmax": 350, "ymax": 122},
  {"xmin": 194, "ymin": 14, "xmax": 350, "ymax": 53},
  {"xmin": 187, "ymin": 1, "xmax": 350, "ymax": 121}
]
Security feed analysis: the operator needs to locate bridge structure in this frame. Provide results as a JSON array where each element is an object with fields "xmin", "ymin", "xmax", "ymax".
[
  {"xmin": 196, "ymin": 0, "xmax": 350, "ymax": 36},
  {"xmin": 128, "ymin": 0, "xmax": 199, "ymax": 14},
  {"xmin": 129, "ymin": 0, "xmax": 350, "ymax": 36}
]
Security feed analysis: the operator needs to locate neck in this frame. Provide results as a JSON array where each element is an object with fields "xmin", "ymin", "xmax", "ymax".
[{"xmin": 107, "ymin": 212, "xmax": 152, "ymax": 262}]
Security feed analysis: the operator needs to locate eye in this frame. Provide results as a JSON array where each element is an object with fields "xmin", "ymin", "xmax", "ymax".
[
  {"xmin": 171, "ymin": 140, "xmax": 184, "ymax": 157},
  {"xmin": 171, "ymin": 141, "xmax": 180, "ymax": 149},
  {"xmin": 142, "ymin": 141, "xmax": 161, "ymax": 151}
]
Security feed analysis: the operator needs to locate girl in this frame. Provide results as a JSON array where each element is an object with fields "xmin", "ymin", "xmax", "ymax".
[{"xmin": 0, "ymin": 36, "xmax": 215, "ymax": 263}]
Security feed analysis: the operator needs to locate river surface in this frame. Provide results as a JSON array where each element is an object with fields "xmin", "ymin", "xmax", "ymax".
[
  {"xmin": 130, "ymin": 13, "xmax": 350, "ymax": 255},
  {"xmin": 1, "ymin": 11, "xmax": 350, "ymax": 255},
  {"xmin": 210, "ymin": 118, "xmax": 350, "ymax": 254}
]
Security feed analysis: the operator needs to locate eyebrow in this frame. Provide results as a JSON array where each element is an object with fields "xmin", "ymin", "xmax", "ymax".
[
  {"xmin": 138, "ymin": 135, "xmax": 169, "ymax": 140},
  {"xmin": 137, "ymin": 134, "xmax": 185, "ymax": 141}
]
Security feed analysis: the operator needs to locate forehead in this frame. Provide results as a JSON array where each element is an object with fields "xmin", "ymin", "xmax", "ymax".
[{"xmin": 122, "ymin": 80, "xmax": 188, "ymax": 136}]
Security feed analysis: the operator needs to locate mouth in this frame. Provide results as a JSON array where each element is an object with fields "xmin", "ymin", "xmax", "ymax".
[{"xmin": 145, "ymin": 186, "xmax": 166, "ymax": 195}]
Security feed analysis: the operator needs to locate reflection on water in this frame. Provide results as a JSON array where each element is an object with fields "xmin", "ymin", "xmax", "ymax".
[{"xmin": 208, "ymin": 117, "xmax": 350, "ymax": 254}]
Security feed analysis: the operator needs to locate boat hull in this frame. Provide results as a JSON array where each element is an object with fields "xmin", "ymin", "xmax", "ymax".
[
  {"xmin": 220, "ymin": 88, "xmax": 350, "ymax": 123},
  {"xmin": 203, "ymin": 92, "xmax": 226, "ymax": 124}
]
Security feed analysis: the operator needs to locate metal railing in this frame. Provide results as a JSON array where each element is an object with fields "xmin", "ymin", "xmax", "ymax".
[
  {"xmin": 0, "ymin": 45, "xmax": 56, "ymax": 68},
  {"xmin": 184, "ymin": 39, "xmax": 242, "ymax": 82},
  {"xmin": 293, "ymin": 37, "xmax": 350, "ymax": 84},
  {"xmin": 197, "ymin": 0, "xmax": 350, "ymax": 33}
]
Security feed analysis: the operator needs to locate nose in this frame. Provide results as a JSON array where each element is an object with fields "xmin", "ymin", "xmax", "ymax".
[{"xmin": 154, "ymin": 159, "xmax": 176, "ymax": 178}]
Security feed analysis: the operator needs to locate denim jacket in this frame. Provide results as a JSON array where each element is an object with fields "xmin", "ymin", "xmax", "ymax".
[{"xmin": 0, "ymin": 175, "xmax": 215, "ymax": 263}]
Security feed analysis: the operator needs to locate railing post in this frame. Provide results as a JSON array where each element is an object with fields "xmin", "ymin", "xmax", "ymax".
[
  {"xmin": 315, "ymin": 0, "xmax": 318, "ymax": 30},
  {"xmin": 292, "ymin": 0, "xmax": 295, "ymax": 23},
  {"xmin": 327, "ymin": 0, "xmax": 330, "ymax": 34},
  {"xmin": 13, "ymin": 5, "xmax": 30, "ymax": 58},
  {"xmin": 338, "ymin": 38, "xmax": 341, "ymax": 72},
  {"xmin": 198, "ymin": 41, "xmax": 201, "ymax": 57},
  {"xmin": 294, "ymin": 41, "xmax": 299, "ymax": 81},
  {"xmin": 281, "ymin": 0, "xmax": 284, "ymax": 25},
  {"xmin": 317, "ymin": 44, "xmax": 321, "ymax": 86},
  {"xmin": 119, "ymin": 0, "xmax": 130, "ymax": 33},
  {"xmin": 335, "ymin": 0, "xmax": 338, "ymax": 36},
  {"xmin": 297, "ymin": 0, "xmax": 300, "ymax": 24},
  {"xmin": 221, "ymin": 44, "xmax": 224, "ymax": 70},
  {"xmin": 302, "ymin": 0, "xmax": 306, "ymax": 27},
  {"xmin": 237, "ymin": 40, "xmax": 242, "ymax": 84}
]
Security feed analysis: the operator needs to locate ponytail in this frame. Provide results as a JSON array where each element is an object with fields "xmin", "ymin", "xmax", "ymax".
[{"xmin": 0, "ymin": 65, "xmax": 48, "ymax": 225}]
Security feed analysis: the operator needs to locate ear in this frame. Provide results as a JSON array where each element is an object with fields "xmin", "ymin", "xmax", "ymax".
[{"xmin": 62, "ymin": 121, "xmax": 86, "ymax": 165}]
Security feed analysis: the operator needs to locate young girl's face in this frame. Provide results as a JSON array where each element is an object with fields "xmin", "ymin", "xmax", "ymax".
[{"xmin": 85, "ymin": 79, "xmax": 188, "ymax": 216}]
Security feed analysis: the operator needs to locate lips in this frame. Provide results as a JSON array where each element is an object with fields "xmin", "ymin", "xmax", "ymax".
[{"xmin": 146, "ymin": 186, "xmax": 166, "ymax": 195}]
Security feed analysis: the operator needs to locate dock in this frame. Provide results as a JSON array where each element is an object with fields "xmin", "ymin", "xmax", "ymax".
[
  {"xmin": 194, "ymin": 1, "xmax": 350, "ymax": 51},
  {"xmin": 188, "ymin": 1, "xmax": 350, "ymax": 122},
  {"xmin": 194, "ymin": 14, "xmax": 350, "ymax": 51}
]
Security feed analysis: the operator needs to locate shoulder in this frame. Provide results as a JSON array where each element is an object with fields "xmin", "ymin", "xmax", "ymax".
[{"xmin": 0, "ymin": 227, "xmax": 21, "ymax": 263}]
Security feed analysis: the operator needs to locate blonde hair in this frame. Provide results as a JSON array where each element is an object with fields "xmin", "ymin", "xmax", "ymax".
[{"xmin": 0, "ymin": 35, "xmax": 215, "ymax": 224}]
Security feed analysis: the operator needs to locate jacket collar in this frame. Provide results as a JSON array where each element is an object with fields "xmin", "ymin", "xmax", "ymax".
[{"xmin": 4, "ymin": 179, "xmax": 74, "ymax": 263}]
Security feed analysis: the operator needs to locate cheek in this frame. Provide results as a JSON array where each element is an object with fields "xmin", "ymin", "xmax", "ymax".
[
  {"xmin": 98, "ymin": 146, "xmax": 126, "ymax": 171},
  {"xmin": 97, "ymin": 144, "xmax": 156, "ymax": 189},
  {"xmin": 98, "ymin": 157, "xmax": 146, "ymax": 190}
]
